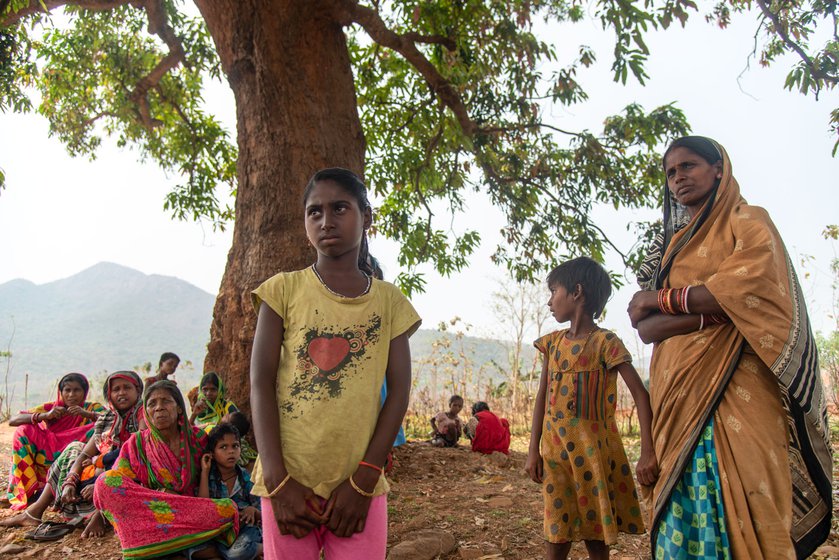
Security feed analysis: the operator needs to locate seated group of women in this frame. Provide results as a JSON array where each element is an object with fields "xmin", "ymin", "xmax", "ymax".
[{"xmin": 1, "ymin": 369, "xmax": 261, "ymax": 560}]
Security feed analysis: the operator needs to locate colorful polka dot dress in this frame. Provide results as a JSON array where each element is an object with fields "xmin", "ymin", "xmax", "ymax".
[{"xmin": 534, "ymin": 328, "xmax": 644, "ymax": 545}]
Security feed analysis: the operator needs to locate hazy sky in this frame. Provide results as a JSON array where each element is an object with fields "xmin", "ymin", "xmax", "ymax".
[{"xmin": 1, "ymin": 9, "xmax": 837, "ymax": 356}]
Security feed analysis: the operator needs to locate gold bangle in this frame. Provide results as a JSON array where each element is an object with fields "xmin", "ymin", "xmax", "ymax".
[
  {"xmin": 349, "ymin": 474, "xmax": 376, "ymax": 498},
  {"xmin": 267, "ymin": 474, "xmax": 291, "ymax": 498}
]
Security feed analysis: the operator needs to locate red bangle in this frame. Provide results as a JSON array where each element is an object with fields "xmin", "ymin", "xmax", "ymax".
[
  {"xmin": 657, "ymin": 289, "xmax": 667, "ymax": 314},
  {"xmin": 358, "ymin": 460, "xmax": 383, "ymax": 474}
]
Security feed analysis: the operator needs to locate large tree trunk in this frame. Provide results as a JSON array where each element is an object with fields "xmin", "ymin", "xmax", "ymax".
[{"xmin": 195, "ymin": 0, "xmax": 365, "ymax": 411}]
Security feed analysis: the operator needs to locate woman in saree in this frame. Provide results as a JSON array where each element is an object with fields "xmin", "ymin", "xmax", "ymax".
[
  {"xmin": 93, "ymin": 379, "xmax": 238, "ymax": 558},
  {"xmin": 628, "ymin": 136, "xmax": 831, "ymax": 559},
  {"xmin": 189, "ymin": 371, "xmax": 239, "ymax": 431},
  {"xmin": 5, "ymin": 372, "xmax": 104, "ymax": 510},
  {"xmin": 0, "ymin": 370, "xmax": 144, "ymax": 536}
]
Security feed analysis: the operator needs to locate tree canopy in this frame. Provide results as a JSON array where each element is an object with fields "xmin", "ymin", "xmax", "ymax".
[{"xmin": 1, "ymin": 0, "xmax": 835, "ymax": 291}]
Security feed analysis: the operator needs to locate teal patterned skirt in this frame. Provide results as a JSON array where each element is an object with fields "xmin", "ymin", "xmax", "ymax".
[{"xmin": 655, "ymin": 419, "xmax": 731, "ymax": 559}]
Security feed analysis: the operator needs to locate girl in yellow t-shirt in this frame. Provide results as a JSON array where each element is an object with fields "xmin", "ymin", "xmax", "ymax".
[{"xmin": 250, "ymin": 168, "xmax": 421, "ymax": 560}]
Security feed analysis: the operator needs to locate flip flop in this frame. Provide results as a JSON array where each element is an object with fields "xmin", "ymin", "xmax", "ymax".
[{"xmin": 24, "ymin": 521, "xmax": 77, "ymax": 541}]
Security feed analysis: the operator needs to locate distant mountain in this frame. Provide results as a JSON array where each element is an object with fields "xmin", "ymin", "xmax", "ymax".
[
  {"xmin": 0, "ymin": 263, "xmax": 526, "ymax": 409},
  {"xmin": 0, "ymin": 262, "xmax": 214, "ymax": 407}
]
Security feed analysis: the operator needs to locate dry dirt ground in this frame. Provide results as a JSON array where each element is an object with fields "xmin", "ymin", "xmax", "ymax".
[{"xmin": 0, "ymin": 425, "xmax": 836, "ymax": 559}]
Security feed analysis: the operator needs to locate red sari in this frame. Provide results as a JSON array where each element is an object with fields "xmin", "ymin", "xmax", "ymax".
[
  {"xmin": 94, "ymin": 426, "xmax": 238, "ymax": 558},
  {"xmin": 471, "ymin": 410, "xmax": 511, "ymax": 455},
  {"xmin": 6, "ymin": 373, "xmax": 103, "ymax": 509}
]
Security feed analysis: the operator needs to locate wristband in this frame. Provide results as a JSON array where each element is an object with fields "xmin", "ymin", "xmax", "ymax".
[
  {"xmin": 267, "ymin": 474, "xmax": 291, "ymax": 498},
  {"xmin": 349, "ymin": 474, "xmax": 376, "ymax": 498},
  {"xmin": 705, "ymin": 313, "xmax": 728, "ymax": 325},
  {"xmin": 62, "ymin": 477, "xmax": 79, "ymax": 490},
  {"xmin": 358, "ymin": 460, "xmax": 384, "ymax": 474}
]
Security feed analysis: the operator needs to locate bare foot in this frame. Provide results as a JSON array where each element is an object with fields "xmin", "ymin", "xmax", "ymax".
[
  {"xmin": 80, "ymin": 511, "xmax": 109, "ymax": 538},
  {"xmin": 0, "ymin": 510, "xmax": 41, "ymax": 527}
]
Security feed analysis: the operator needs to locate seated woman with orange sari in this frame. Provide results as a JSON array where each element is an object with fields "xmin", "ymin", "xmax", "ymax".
[
  {"xmin": 93, "ymin": 380, "xmax": 238, "ymax": 559},
  {"xmin": 1, "ymin": 370, "xmax": 144, "ymax": 537},
  {"xmin": 5, "ymin": 373, "xmax": 104, "ymax": 510},
  {"xmin": 629, "ymin": 136, "xmax": 831, "ymax": 559}
]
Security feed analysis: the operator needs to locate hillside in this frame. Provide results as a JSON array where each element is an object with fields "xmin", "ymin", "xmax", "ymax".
[
  {"xmin": 0, "ymin": 263, "xmax": 528, "ymax": 408},
  {"xmin": 0, "ymin": 262, "xmax": 214, "ymax": 406}
]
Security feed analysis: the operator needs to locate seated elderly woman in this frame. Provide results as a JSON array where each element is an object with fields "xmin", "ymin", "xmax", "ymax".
[
  {"xmin": 5, "ymin": 373, "xmax": 104, "ymax": 510},
  {"xmin": 93, "ymin": 380, "xmax": 238, "ymax": 558},
  {"xmin": 1, "ymin": 371, "xmax": 145, "ymax": 538}
]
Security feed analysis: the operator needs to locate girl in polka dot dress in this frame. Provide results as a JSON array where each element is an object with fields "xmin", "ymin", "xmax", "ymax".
[{"xmin": 526, "ymin": 257, "xmax": 658, "ymax": 560}]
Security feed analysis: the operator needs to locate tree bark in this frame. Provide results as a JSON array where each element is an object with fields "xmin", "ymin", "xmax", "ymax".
[{"xmin": 195, "ymin": 0, "xmax": 365, "ymax": 412}]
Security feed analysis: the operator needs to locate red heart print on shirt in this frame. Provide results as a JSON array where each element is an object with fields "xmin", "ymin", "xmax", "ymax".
[{"xmin": 308, "ymin": 336, "xmax": 351, "ymax": 372}]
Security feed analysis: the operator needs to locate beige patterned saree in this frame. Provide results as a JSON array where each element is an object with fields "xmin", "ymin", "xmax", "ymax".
[{"xmin": 641, "ymin": 141, "xmax": 831, "ymax": 559}]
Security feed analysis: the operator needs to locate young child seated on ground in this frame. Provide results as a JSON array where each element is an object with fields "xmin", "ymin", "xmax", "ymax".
[
  {"xmin": 430, "ymin": 395, "xmax": 464, "ymax": 448},
  {"xmin": 221, "ymin": 411, "xmax": 258, "ymax": 471},
  {"xmin": 199, "ymin": 423, "xmax": 262, "ymax": 560}
]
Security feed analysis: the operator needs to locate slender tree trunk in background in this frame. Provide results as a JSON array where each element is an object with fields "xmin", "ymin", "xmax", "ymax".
[{"xmin": 195, "ymin": 0, "xmax": 365, "ymax": 411}]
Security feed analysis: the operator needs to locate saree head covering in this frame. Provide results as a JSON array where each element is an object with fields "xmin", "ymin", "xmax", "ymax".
[
  {"xmin": 135, "ymin": 380, "xmax": 203, "ymax": 492},
  {"xmin": 194, "ymin": 371, "xmax": 238, "ymax": 428},
  {"xmin": 6, "ymin": 372, "xmax": 103, "ymax": 509},
  {"xmin": 641, "ymin": 137, "xmax": 831, "ymax": 558},
  {"xmin": 97, "ymin": 370, "xmax": 144, "ymax": 454}
]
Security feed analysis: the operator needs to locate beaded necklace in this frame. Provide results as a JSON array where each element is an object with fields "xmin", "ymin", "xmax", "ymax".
[{"xmin": 312, "ymin": 264, "xmax": 371, "ymax": 298}]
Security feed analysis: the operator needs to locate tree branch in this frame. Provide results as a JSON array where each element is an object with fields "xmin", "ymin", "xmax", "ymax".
[
  {"xmin": 1, "ymin": 0, "xmax": 128, "ymax": 27},
  {"xmin": 341, "ymin": 0, "xmax": 476, "ymax": 136},
  {"xmin": 3, "ymin": 0, "xmax": 186, "ymax": 130},
  {"xmin": 754, "ymin": 0, "xmax": 838, "ymax": 85},
  {"xmin": 128, "ymin": 0, "xmax": 186, "ymax": 129},
  {"xmin": 402, "ymin": 32, "xmax": 456, "ymax": 51},
  {"xmin": 479, "ymin": 122, "xmax": 586, "ymax": 138},
  {"xmin": 81, "ymin": 109, "xmax": 118, "ymax": 128}
]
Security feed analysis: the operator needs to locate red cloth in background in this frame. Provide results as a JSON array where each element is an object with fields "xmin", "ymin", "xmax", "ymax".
[{"xmin": 471, "ymin": 410, "xmax": 510, "ymax": 455}]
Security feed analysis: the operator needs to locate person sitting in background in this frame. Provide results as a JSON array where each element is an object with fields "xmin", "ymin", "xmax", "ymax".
[
  {"xmin": 5, "ymin": 373, "xmax": 104, "ymax": 510},
  {"xmin": 430, "ymin": 395, "xmax": 464, "ymax": 448},
  {"xmin": 464, "ymin": 401, "xmax": 511, "ymax": 455},
  {"xmin": 93, "ymin": 380, "xmax": 237, "ymax": 558},
  {"xmin": 199, "ymin": 423, "xmax": 262, "ymax": 560},
  {"xmin": 143, "ymin": 352, "xmax": 180, "ymax": 387},
  {"xmin": 1, "ymin": 371, "xmax": 144, "ymax": 538},
  {"xmin": 189, "ymin": 371, "xmax": 239, "ymax": 431},
  {"xmin": 222, "ymin": 411, "xmax": 258, "ymax": 471}
]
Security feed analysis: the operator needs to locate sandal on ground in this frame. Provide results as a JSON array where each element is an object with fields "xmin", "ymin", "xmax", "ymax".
[{"xmin": 24, "ymin": 520, "xmax": 80, "ymax": 541}]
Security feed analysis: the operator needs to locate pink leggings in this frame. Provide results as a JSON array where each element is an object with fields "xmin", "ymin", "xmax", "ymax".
[{"xmin": 261, "ymin": 495, "xmax": 387, "ymax": 560}]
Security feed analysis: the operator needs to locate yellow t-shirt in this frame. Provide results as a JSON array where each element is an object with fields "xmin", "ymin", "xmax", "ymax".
[{"xmin": 250, "ymin": 266, "xmax": 421, "ymax": 499}]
